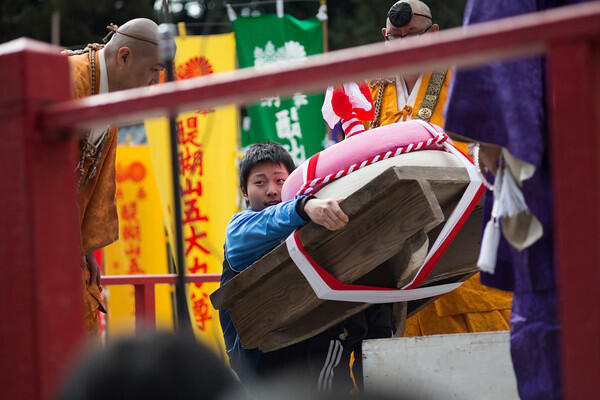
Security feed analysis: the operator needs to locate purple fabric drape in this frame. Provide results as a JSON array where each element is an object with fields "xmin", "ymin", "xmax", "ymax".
[{"xmin": 444, "ymin": 1, "xmax": 592, "ymax": 398}]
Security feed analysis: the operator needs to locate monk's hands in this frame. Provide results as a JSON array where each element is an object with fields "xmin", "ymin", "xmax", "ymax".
[
  {"xmin": 82, "ymin": 253, "xmax": 101, "ymax": 286},
  {"xmin": 304, "ymin": 198, "xmax": 349, "ymax": 231}
]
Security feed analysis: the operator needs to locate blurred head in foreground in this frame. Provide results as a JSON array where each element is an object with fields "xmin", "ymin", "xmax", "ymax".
[{"xmin": 58, "ymin": 332, "xmax": 239, "ymax": 400}]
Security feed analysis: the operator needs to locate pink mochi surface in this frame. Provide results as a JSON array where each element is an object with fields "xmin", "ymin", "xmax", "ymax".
[{"xmin": 282, "ymin": 120, "xmax": 445, "ymax": 201}]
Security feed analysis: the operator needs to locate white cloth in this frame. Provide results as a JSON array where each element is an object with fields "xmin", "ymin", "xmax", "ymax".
[{"xmin": 395, "ymin": 73, "xmax": 423, "ymax": 120}]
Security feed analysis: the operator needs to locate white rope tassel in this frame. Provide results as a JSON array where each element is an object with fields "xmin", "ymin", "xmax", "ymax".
[
  {"xmin": 477, "ymin": 166, "xmax": 503, "ymax": 274},
  {"xmin": 478, "ymin": 217, "xmax": 501, "ymax": 273},
  {"xmin": 499, "ymin": 164, "xmax": 529, "ymax": 217},
  {"xmin": 477, "ymin": 154, "xmax": 531, "ymax": 274}
]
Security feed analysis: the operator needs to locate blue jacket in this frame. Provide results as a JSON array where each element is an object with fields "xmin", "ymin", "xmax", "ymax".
[{"xmin": 218, "ymin": 198, "xmax": 309, "ymax": 375}]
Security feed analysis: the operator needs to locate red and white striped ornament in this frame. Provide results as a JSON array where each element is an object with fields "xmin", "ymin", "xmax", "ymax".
[{"xmin": 322, "ymin": 82, "xmax": 374, "ymax": 139}]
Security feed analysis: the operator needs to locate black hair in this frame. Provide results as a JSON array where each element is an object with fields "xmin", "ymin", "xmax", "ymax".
[{"xmin": 239, "ymin": 141, "xmax": 295, "ymax": 192}]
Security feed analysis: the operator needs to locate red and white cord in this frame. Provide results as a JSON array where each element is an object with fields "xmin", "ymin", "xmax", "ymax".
[{"xmin": 296, "ymin": 132, "xmax": 448, "ymax": 197}]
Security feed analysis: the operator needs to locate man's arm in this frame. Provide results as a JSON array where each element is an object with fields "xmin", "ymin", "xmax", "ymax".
[
  {"xmin": 225, "ymin": 197, "xmax": 349, "ymax": 272},
  {"xmin": 225, "ymin": 198, "xmax": 309, "ymax": 272}
]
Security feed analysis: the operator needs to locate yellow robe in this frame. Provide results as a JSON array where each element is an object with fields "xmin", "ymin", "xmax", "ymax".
[
  {"xmin": 68, "ymin": 49, "xmax": 118, "ymax": 336},
  {"xmin": 368, "ymin": 70, "xmax": 468, "ymax": 154},
  {"xmin": 368, "ymin": 71, "xmax": 512, "ymax": 336}
]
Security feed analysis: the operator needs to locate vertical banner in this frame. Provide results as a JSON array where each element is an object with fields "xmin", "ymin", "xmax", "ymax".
[
  {"xmin": 103, "ymin": 145, "xmax": 173, "ymax": 337},
  {"xmin": 145, "ymin": 33, "xmax": 238, "ymax": 354},
  {"xmin": 233, "ymin": 14, "xmax": 326, "ymax": 164}
]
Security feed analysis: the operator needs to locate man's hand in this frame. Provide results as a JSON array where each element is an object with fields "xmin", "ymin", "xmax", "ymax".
[
  {"xmin": 304, "ymin": 198, "xmax": 349, "ymax": 231},
  {"xmin": 82, "ymin": 253, "xmax": 101, "ymax": 286},
  {"xmin": 478, "ymin": 143, "xmax": 502, "ymax": 176}
]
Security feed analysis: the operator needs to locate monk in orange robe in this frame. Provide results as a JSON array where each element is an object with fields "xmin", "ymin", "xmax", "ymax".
[
  {"xmin": 367, "ymin": 1, "xmax": 512, "ymax": 336},
  {"xmin": 65, "ymin": 18, "xmax": 167, "ymax": 337}
]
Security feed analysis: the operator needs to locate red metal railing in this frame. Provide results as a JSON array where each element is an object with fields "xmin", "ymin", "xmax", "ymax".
[
  {"xmin": 38, "ymin": 3, "xmax": 600, "ymax": 133},
  {"xmin": 1, "ymin": 3, "xmax": 599, "ymax": 399},
  {"xmin": 101, "ymin": 274, "xmax": 221, "ymax": 331}
]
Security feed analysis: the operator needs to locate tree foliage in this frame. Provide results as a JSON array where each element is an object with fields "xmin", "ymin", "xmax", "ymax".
[
  {"xmin": 327, "ymin": 0, "xmax": 467, "ymax": 50},
  {"xmin": 1, "ymin": 0, "xmax": 466, "ymax": 49},
  {"xmin": 0, "ymin": 0, "xmax": 156, "ymax": 47}
]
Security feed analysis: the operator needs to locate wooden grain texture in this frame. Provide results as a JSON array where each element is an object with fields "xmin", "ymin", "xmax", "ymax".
[
  {"xmin": 211, "ymin": 167, "xmax": 445, "ymax": 351},
  {"xmin": 357, "ymin": 166, "xmax": 481, "ymax": 288},
  {"xmin": 233, "ymin": 177, "xmax": 443, "ymax": 350},
  {"xmin": 357, "ymin": 230, "xmax": 429, "ymax": 288},
  {"xmin": 264, "ymin": 174, "xmax": 481, "ymax": 351}
]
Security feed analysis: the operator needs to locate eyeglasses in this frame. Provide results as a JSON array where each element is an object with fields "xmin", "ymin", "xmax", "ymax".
[{"xmin": 385, "ymin": 23, "xmax": 433, "ymax": 40}]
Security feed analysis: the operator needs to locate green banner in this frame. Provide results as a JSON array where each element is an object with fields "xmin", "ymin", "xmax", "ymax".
[{"xmin": 233, "ymin": 14, "xmax": 326, "ymax": 165}]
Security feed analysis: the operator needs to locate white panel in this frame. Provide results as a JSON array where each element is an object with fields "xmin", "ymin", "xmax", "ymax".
[{"xmin": 362, "ymin": 331, "xmax": 519, "ymax": 400}]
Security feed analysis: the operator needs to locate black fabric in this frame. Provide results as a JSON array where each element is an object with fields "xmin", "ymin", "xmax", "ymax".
[
  {"xmin": 255, "ymin": 325, "xmax": 354, "ymax": 392},
  {"xmin": 388, "ymin": 1, "xmax": 432, "ymax": 27},
  {"xmin": 295, "ymin": 195, "xmax": 316, "ymax": 221},
  {"xmin": 252, "ymin": 304, "xmax": 394, "ymax": 393},
  {"xmin": 388, "ymin": 2, "xmax": 413, "ymax": 27},
  {"xmin": 219, "ymin": 253, "xmax": 241, "ymax": 353}
]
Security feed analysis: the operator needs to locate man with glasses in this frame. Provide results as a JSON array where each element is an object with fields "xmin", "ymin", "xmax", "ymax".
[
  {"xmin": 369, "ymin": 0, "xmax": 444, "ymax": 129},
  {"xmin": 366, "ymin": 1, "xmax": 514, "ymax": 340}
]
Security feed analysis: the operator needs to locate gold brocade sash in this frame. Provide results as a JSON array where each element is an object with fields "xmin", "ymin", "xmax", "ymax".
[{"xmin": 414, "ymin": 71, "xmax": 447, "ymax": 122}]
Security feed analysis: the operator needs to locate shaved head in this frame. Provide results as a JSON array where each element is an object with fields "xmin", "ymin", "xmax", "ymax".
[
  {"xmin": 104, "ymin": 18, "xmax": 159, "ymax": 58},
  {"xmin": 407, "ymin": 0, "xmax": 431, "ymax": 17},
  {"xmin": 381, "ymin": 0, "xmax": 437, "ymax": 83},
  {"xmin": 103, "ymin": 18, "xmax": 167, "ymax": 92},
  {"xmin": 383, "ymin": 0, "xmax": 438, "ymax": 41}
]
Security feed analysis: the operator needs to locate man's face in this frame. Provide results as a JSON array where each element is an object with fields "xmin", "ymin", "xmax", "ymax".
[
  {"xmin": 382, "ymin": 13, "xmax": 438, "ymax": 41},
  {"xmin": 119, "ymin": 47, "xmax": 164, "ymax": 89},
  {"xmin": 242, "ymin": 162, "xmax": 290, "ymax": 212}
]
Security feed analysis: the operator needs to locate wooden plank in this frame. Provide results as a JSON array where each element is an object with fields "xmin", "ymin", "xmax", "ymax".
[
  {"xmin": 357, "ymin": 230, "xmax": 429, "ymax": 288},
  {"xmin": 211, "ymin": 167, "xmax": 445, "ymax": 351},
  {"xmin": 211, "ymin": 166, "xmax": 442, "ymax": 309},
  {"xmin": 422, "ymin": 203, "xmax": 482, "ymax": 284},
  {"xmin": 231, "ymin": 176, "xmax": 443, "ymax": 350},
  {"xmin": 211, "ymin": 163, "xmax": 487, "ymax": 352},
  {"xmin": 363, "ymin": 166, "xmax": 481, "ymax": 288},
  {"xmin": 389, "ymin": 193, "xmax": 483, "ymax": 328}
]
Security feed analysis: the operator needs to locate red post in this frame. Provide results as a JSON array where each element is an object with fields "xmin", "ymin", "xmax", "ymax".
[
  {"xmin": 548, "ymin": 39, "xmax": 600, "ymax": 398},
  {"xmin": 0, "ymin": 39, "xmax": 84, "ymax": 399},
  {"xmin": 134, "ymin": 283, "xmax": 156, "ymax": 331}
]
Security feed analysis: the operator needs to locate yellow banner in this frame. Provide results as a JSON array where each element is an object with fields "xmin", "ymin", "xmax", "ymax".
[
  {"xmin": 145, "ymin": 33, "xmax": 238, "ymax": 354},
  {"xmin": 104, "ymin": 145, "xmax": 173, "ymax": 337}
]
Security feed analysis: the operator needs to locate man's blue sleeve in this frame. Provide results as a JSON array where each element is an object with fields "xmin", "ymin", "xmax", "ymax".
[{"xmin": 225, "ymin": 198, "xmax": 309, "ymax": 272}]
